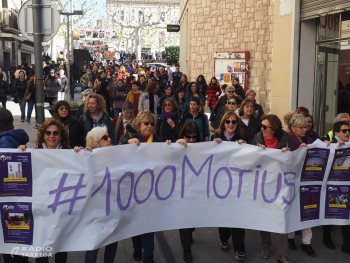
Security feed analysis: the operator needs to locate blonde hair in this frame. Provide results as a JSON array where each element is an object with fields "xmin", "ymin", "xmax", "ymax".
[
  {"xmin": 84, "ymin": 93, "xmax": 106, "ymax": 112},
  {"xmin": 284, "ymin": 112, "xmax": 307, "ymax": 131},
  {"xmin": 132, "ymin": 111, "xmax": 156, "ymax": 133},
  {"xmin": 86, "ymin": 126, "xmax": 107, "ymax": 149},
  {"xmin": 246, "ymin": 89, "xmax": 256, "ymax": 97},
  {"xmin": 335, "ymin": 113, "xmax": 350, "ymax": 122}
]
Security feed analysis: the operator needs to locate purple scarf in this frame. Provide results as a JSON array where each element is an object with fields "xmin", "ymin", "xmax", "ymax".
[{"xmin": 162, "ymin": 110, "xmax": 178, "ymax": 120}]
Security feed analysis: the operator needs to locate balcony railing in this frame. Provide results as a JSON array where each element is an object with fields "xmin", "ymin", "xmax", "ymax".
[{"xmin": 0, "ymin": 8, "xmax": 20, "ymax": 32}]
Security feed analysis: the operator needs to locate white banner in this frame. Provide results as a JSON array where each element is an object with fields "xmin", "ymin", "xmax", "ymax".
[{"xmin": 0, "ymin": 140, "xmax": 349, "ymax": 256}]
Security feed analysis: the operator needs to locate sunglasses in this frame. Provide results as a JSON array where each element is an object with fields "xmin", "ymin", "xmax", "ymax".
[
  {"xmin": 227, "ymin": 102, "xmax": 237, "ymax": 105},
  {"xmin": 44, "ymin": 131, "xmax": 60, "ymax": 136},
  {"xmin": 59, "ymin": 106, "xmax": 68, "ymax": 111},
  {"xmin": 100, "ymin": 135, "xmax": 110, "ymax": 141},
  {"xmin": 184, "ymin": 135, "xmax": 197, "ymax": 140},
  {"xmin": 225, "ymin": 120, "xmax": 238, "ymax": 125},
  {"xmin": 143, "ymin": 122, "xmax": 155, "ymax": 127},
  {"xmin": 340, "ymin": 129, "xmax": 350, "ymax": 133},
  {"xmin": 164, "ymin": 103, "xmax": 173, "ymax": 107},
  {"xmin": 227, "ymin": 91, "xmax": 234, "ymax": 93},
  {"xmin": 261, "ymin": 124, "xmax": 272, "ymax": 130}
]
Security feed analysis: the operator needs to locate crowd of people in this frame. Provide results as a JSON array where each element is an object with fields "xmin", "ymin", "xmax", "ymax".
[{"xmin": 0, "ymin": 60, "xmax": 350, "ymax": 263}]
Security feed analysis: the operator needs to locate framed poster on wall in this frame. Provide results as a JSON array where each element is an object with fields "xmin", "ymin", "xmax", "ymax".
[{"xmin": 214, "ymin": 51, "xmax": 249, "ymax": 91}]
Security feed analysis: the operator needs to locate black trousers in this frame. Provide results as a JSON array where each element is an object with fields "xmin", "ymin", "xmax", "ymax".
[
  {"xmin": 324, "ymin": 225, "xmax": 350, "ymax": 247},
  {"xmin": 35, "ymin": 252, "xmax": 67, "ymax": 263},
  {"xmin": 218, "ymin": 227, "xmax": 245, "ymax": 252},
  {"xmin": 179, "ymin": 228, "xmax": 195, "ymax": 251},
  {"xmin": 3, "ymin": 255, "xmax": 29, "ymax": 263}
]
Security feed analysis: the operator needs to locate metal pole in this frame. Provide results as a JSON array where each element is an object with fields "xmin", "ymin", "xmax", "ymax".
[
  {"xmin": 32, "ymin": 0, "xmax": 45, "ymax": 124},
  {"xmin": 66, "ymin": 15, "xmax": 71, "ymax": 101},
  {"xmin": 71, "ymin": 0, "xmax": 74, "ymax": 63}
]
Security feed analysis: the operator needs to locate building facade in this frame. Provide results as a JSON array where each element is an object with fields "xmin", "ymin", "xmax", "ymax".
[{"xmin": 180, "ymin": 0, "xmax": 350, "ymax": 135}]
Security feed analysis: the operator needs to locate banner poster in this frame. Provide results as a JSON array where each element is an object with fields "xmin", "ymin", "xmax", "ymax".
[
  {"xmin": 224, "ymin": 73, "xmax": 231, "ymax": 84},
  {"xmin": 80, "ymin": 30, "xmax": 86, "ymax": 40},
  {"xmin": 325, "ymin": 185, "xmax": 350, "ymax": 219},
  {"xmin": 73, "ymin": 29, "xmax": 80, "ymax": 40},
  {"xmin": 99, "ymin": 30, "xmax": 105, "ymax": 40},
  {"xmin": 299, "ymin": 185, "xmax": 321, "ymax": 221},
  {"xmin": 328, "ymin": 148, "xmax": 350, "ymax": 181},
  {"xmin": 0, "ymin": 152, "xmax": 32, "ymax": 197},
  {"xmin": 112, "ymin": 31, "xmax": 118, "ymax": 41},
  {"xmin": 86, "ymin": 30, "xmax": 92, "ymax": 40},
  {"xmin": 301, "ymin": 148, "xmax": 330, "ymax": 181},
  {"xmin": 0, "ymin": 202, "xmax": 34, "ymax": 245},
  {"xmin": 92, "ymin": 30, "xmax": 98, "ymax": 40},
  {"xmin": 106, "ymin": 31, "xmax": 111, "ymax": 42}
]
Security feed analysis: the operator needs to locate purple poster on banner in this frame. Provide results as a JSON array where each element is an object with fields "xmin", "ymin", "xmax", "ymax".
[
  {"xmin": 325, "ymin": 185, "xmax": 350, "ymax": 219},
  {"xmin": 0, "ymin": 152, "xmax": 32, "ymax": 197},
  {"xmin": 299, "ymin": 185, "xmax": 321, "ymax": 221},
  {"xmin": 0, "ymin": 202, "xmax": 34, "ymax": 245},
  {"xmin": 328, "ymin": 148, "xmax": 350, "ymax": 181},
  {"xmin": 301, "ymin": 148, "xmax": 330, "ymax": 182}
]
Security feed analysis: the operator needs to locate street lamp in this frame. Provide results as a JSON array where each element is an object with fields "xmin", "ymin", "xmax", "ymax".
[{"xmin": 59, "ymin": 10, "xmax": 83, "ymax": 101}]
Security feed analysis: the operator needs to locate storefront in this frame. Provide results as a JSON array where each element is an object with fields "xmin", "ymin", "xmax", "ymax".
[{"xmin": 298, "ymin": 2, "xmax": 350, "ymax": 135}]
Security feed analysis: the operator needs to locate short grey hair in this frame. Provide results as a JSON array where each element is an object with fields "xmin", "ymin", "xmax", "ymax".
[
  {"xmin": 226, "ymin": 85, "xmax": 235, "ymax": 92},
  {"xmin": 335, "ymin": 113, "xmax": 350, "ymax": 122},
  {"xmin": 83, "ymin": 89, "xmax": 94, "ymax": 96}
]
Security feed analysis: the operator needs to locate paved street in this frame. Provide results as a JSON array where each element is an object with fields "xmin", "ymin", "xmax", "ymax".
[{"xmin": 3, "ymin": 88, "xmax": 349, "ymax": 262}]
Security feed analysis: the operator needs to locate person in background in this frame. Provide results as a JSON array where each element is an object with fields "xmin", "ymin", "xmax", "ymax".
[
  {"xmin": 153, "ymin": 66, "xmax": 168, "ymax": 97},
  {"xmin": 182, "ymin": 97, "xmax": 209, "ymax": 142},
  {"xmin": 304, "ymin": 113, "xmax": 319, "ymax": 141},
  {"xmin": 80, "ymin": 69, "xmax": 94, "ymax": 92},
  {"xmin": 185, "ymin": 82, "xmax": 205, "ymax": 106},
  {"xmin": 44, "ymin": 69, "xmax": 61, "ymax": 106},
  {"xmin": 109, "ymin": 74, "xmax": 119, "ymax": 116},
  {"xmin": 112, "ymin": 102, "xmax": 135, "ymax": 144},
  {"xmin": 227, "ymin": 96, "xmax": 242, "ymax": 115},
  {"xmin": 320, "ymin": 113, "xmax": 350, "ymax": 141},
  {"xmin": 139, "ymin": 81, "xmax": 159, "ymax": 117},
  {"xmin": 76, "ymin": 89, "xmax": 94, "ymax": 121},
  {"xmin": 155, "ymin": 98, "xmax": 181, "ymax": 142},
  {"xmin": 284, "ymin": 113, "xmax": 315, "ymax": 257},
  {"xmin": 139, "ymin": 75, "xmax": 148, "ymax": 92},
  {"xmin": 54, "ymin": 100, "xmax": 83, "ymax": 148},
  {"xmin": 174, "ymin": 87, "xmax": 189, "ymax": 119},
  {"xmin": 12, "ymin": 70, "xmax": 28, "ymax": 122},
  {"xmin": 197, "ymin": 75, "xmax": 208, "ymax": 100},
  {"xmin": 125, "ymin": 75, "xmax": 136, "ymax": 93},
  {"xmin": 239, "ymin": 99, "xmax": 261, "ymax": 144},
  {"xmin": 232, "ymin": 77, "xmax": 245, "ymax": 99},
  {"xmin": 158, "ymin": 85, "xmax": 173, "ymax": 114},
  {"xmin": 58, "ymin": 70, "xmax": 68, "ymax": 101},
  {"xmin": 113, "ymin": 79, "xmax": 127, "ymax": 117},
  {"xmin": 0, "ymin": 66, "xmax": 7, "ymax": 82},
  {"xmin": 179, "ymin": 74, "xmax": 189, "ymax": 90},
  {"xmin": 26, "ymin": 75, "xmax": 37, "ymax": 125},
  {"xmin": 166, "ymin": 66, "xmax": 173, "ymax": 85},
  {"xmin": 251, "ymin": 114, "xmax": 293, "ymax": 263},
  {"xmin": 79, "ymin": 93, "xmax": 115, "ymax": 145},
  {"xmin": 97, "ymin": 80, "xmax": 112, "ymax": 117},
  {"xmin": 219, "ymin": 84, "xmax": 227, "ymax": 98},
  {"xmin": 245, "ymin": 89, "xmax": 264, "ymax": 118},
  {"xmin": 119, "ymin": 111, "xmax": 159, "ymax": 263},
  {"xmin": 206, "ymin": 77, "xmax": 221, "ymax": 112},
  {"xmin": 0, "ymin": 72, "xmax": 9, "ymax": 108},
  {"xmin": 172, "ymin": 66, "xmax": 183, "ymax": 88},
  {"xmin": 125, "ymin": 81, "xmax": 142, "ymax": 117}
]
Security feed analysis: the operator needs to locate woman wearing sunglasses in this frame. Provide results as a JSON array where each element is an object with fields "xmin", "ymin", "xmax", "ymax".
[
  {"xmin": 251, "ymin": 114, "xmax": 294, "ymax": 263},
  {"xmin": 54, "ymin": 100, "xmax": 84, "ymax": 148},
  {"xmin": 210, "ymin": 85, "xmax": 236, "ymax": 131},
  {"xmin": 210, "ymin": 111, "xmax": 246, "ymax": 261},
  {"xmin": 155, "ymin": 98, "xmax": 181, "ymax": 142},
  {"xmin": 283, "ymin": 113, "xmax": 315, "ymax": 258},
  {"xmin": 118, "ymin": 110, "xmax": 159, "ymax": 263}
]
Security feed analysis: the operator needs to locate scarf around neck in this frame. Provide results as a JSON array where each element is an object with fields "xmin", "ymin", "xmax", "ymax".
[{"xmin": 162, "ymin": 110, "xmax": 178, "ymax": 120}]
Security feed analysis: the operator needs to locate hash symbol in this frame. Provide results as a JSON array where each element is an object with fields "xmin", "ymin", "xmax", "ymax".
[{"xmin": 47, "ymin": 173, "xmax": 87, "ymax": 214}]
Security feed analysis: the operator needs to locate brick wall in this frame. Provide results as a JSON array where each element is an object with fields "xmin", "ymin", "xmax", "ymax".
[{"xmin": 187, "ymin": 0, "xmax": 275, "ymax": 113}]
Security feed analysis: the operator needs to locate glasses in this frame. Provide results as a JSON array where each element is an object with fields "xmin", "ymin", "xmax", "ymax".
[
  {"xmin": 225, "ymin": 120, "xmax": 238, "ymax": 125},
  {"xmin": 44, "ymin": 131, "xmax": 60, "ymax": 136},
  {"xmin": 261, "ymin": 124, "xmax": 272, "ymax": 130},
  {"xmin": 340, "ymin": 129, "xmax": 350, "ymax": 133},
  {"xmin": 112, "ymin": 76, "xmax": 117, "ymax": 78},
  {"xmin": 59, "ymin": 106, "xmax": 68, "ymax": 111},
  {"xmin": 124, "ymin": 111, "xmax": 133, "ymax": 115},
  {"xmin": 184, "ymin": 135, "xmax": 197, "ymax": 140},
  {"xmin": 143, "ymin": 122, "xmax": 155, "ymax": 127},
  {"xmin": 227, "ymin": 102, "xmax": 237, "ymax": 105},
  {"xmin": 164, "ymin": 103, "xmax": 173, "ymax": 107},
  {"xmin": 227, "ymin": 91, "xmax": 234, "ymax": 93},
  {"xmin": 100, "ymin": 135, "xmax": 110, "ymax": 141}
]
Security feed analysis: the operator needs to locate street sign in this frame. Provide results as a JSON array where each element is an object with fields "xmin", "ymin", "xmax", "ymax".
[
  {"xmin": 167, "ymin": 24, "xmax": 180, "ymax": 32},
  {"xmin": 18, "ymin": 0, "xmax": 60, "ymax": 42}
]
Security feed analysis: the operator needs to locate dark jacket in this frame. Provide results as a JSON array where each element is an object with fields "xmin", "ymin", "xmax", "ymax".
[
  {"xmin": 27, "ymin": 82, "xmax": 36, "ymax": 100},
  {"xmin": 209, "ymin": 95, "xmax": 228, "ymax": 129},
  {"xmin": 240, "ymin": 116, "xmax": 261, "ymax": 144},
  {"xmin": 44, "ymin": 77, "xmax": 61, "ymax": 98},
  {"xmin": 119, "ymin": 125, "xmax": 160, "ymax": 145},
  {"xmin": 185, "ymin": 92, "xmax": 205, "ymax": 106},
  {"xmin": 251, "ymin": 130, "xmax": 294, "ymax": 150},
  {"xmin": 0, "ymin": 80, "xmax": 9, "ymax": 101},
  {"xmin": 0, "ymin": 129, "xmax": 29, "ymax": 148},
  {"xmin": 155, "ymin": 115, "xmax": 182, "ymax": 142},
  {"xmin": 234, "ymin": 85, "xmax": 245, "ymax": 99},
  {"xmin": 174, "ymin": 98, "xmax": 189, "ymax": 119},
  {"xmin": 306, "ymin": 129, "xmax": 320, "ymax": 142},
  {"xmin": 79, "ymin": 111, "xmax": 115, "ymax": 145},
  {"xmin": 60, "ymin": 115, "xmax": 84, "ymax": 148},
  {"xmin": 13, "ymin": 79, "xmax": 28, "ymax": 98},
  {"xmin": 254, "ymin": 103, "xmax": 264, "ymax": 118},
  {"xmin": 76, "ymin": 103, "xmax": 85, "ymax": 120},
  {"xmin": 210, "ymin": 132, "xmax": 243, "ymax": 142},
  {"xmin": 198, "ymin": 81, "xmax": 208, "ymax": 99}
]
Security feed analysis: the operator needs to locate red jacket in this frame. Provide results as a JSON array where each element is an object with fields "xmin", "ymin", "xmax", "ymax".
[{"xmin": 206, "ymin": 84, "xmax": 221, "ymax": 108}]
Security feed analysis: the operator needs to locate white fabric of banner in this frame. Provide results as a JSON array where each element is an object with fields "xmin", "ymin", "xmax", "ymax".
[{"xmin": 0, "ymin": 140, "xmax": 349, "ymax": 255}]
